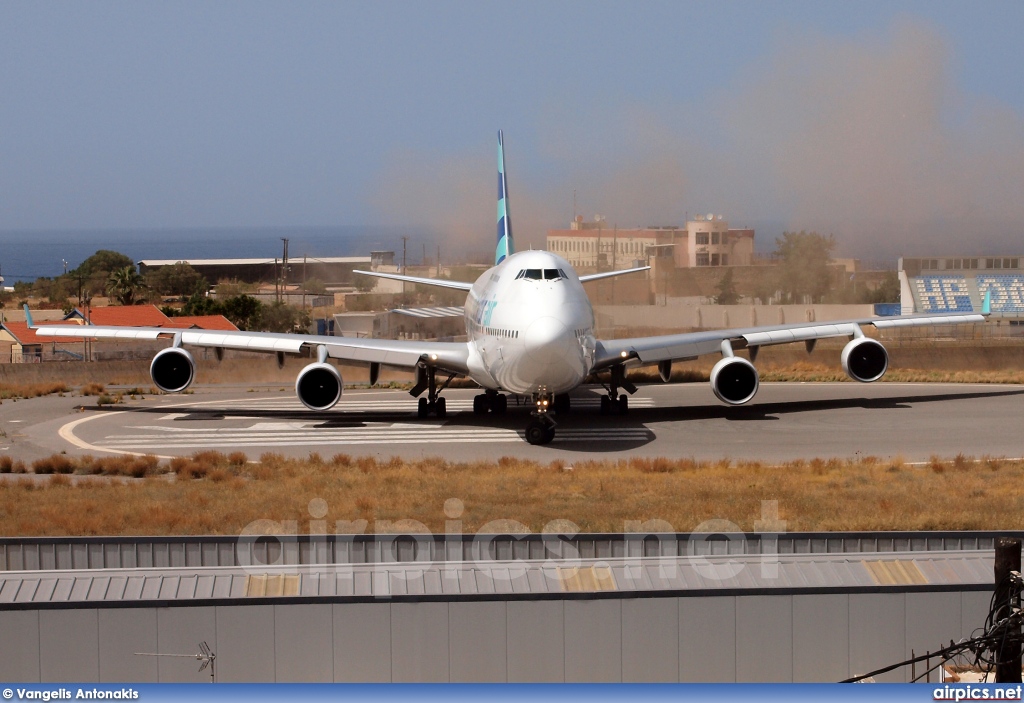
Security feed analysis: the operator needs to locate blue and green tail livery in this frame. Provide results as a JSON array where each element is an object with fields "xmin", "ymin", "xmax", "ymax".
[{"xmin": 496, "ymin": 130, "xmax": 514, "ymax": 264}]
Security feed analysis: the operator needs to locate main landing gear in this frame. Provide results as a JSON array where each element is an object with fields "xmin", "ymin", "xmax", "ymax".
[
  {"xmin": 525, "ymin": 393, "xmax": 557, "ymax": 445},
  {"xmin": 473, "ymin": 390, "xmax": 508, "ymax": 415},
  {"xmin": 411, "ymin": 365, "xmax": 455, "ymax": 419},
  {"xmin": 599, "ymin": 364, "xmax": 636, "ymax": 415}
]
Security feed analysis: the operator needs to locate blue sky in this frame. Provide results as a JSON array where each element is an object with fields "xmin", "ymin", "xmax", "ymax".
[{"xmin": 2, "ymin": 1, "xmax": 1023, "ymax": 258}]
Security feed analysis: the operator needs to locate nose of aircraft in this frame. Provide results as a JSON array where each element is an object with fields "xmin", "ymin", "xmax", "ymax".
[
  {"xmin": 523, "ymin": 316, "xmax": 572, "ymax": 361},
  {"xmin": 516, "ymin": 316, "xmax": 586, "ymax": 392}
]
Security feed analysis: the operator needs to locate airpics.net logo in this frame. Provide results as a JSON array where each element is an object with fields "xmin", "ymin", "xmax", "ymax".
[
  {"xmin": 233, "ymin": 496, "xmax": 788, "ymax": 586},
  {"xmin": 934, "ymin": 685, "xmax": 1024, "ymax": 701}
]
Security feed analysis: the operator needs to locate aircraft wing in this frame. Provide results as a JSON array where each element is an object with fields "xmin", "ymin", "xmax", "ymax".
[
  {"xmin": 592, "ymin": 311, "xmax": 986, "ymax": 371},
  {"xmin": 27, "ymin": 311, "xmax": 470, "ymax": 374},
  {"xmin": 578, "ymin": 266, "xmax": 650, "ymax": 283},
  {"xmin": 353, "ymin": 270, "xmax": 474, "ymax": 291}
]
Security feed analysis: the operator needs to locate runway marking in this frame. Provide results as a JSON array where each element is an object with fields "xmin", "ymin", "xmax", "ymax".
[
  {"xmin": 100, "ymin": 421, "xmax": 652, "ymax": 449},
  {"xmin": 58, "ymin": 413, "xmax": 176, "ymax": 459},
  {"xmin": 188, "ymin": 397, "xmax": 655, "ymax": 412},
  {"xmin": 57, "ymin": 393, "xmax": 655, "ymax": 457}
]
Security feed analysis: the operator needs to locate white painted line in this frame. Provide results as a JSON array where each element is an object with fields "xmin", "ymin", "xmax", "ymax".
[{"xmin": 58, "ymin": 414, "xmax": 176, "ymax": 459}]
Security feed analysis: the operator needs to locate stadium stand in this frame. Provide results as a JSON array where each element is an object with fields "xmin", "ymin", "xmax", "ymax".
[
  {"xmin": 913, "ymin": 276, "xmax": 974, "ymax": 312},
  {"xmin": 977, "ymin": 275, "xmax": 1024, "ymax": 314}
]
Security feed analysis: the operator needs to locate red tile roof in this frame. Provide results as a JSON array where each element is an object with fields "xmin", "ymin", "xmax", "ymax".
[
  {"xmin": 162, "ymin": 315, "xmax": 238, "ymax": 331},
  {"xmin": 1, "ymin": 320, "xmax": 85, "ymax": 345},
  {"xmin": 79, "ymin": 305, "xmax": 170, "ymax": 327}
]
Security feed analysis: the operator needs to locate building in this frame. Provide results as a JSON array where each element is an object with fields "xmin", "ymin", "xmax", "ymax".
[
  {"xmin": 546, "ymin": 215, "xmax": 754, "ymax": 270},
  {"xmin": 0, "ymin": 320, "xmax": 88, "ymax": 363},
  {"xmin": 0, "ymin": 306, "xmax": 238, "ymax": 363},
  {"xmin": 138, "ymin": 257, "xmax": 372, "ymax": 287},
  {"xmin": 0, "ymin": 531, "xmax": 1001, "ymax": 683},
  {"xmin": 899, "ymin": 255, "xmax": 1024, "ymax": 320}
]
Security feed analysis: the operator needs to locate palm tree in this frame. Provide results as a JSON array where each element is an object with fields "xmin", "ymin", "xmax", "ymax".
[{"xmin": 107, "ymin": 265, "xmax": 144, "ymax": 306}]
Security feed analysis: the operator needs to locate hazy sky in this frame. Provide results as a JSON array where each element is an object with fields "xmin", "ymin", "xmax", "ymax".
[{"xmin": 2, "ymin": 1, "xmax": 1023, "ymax": 258}]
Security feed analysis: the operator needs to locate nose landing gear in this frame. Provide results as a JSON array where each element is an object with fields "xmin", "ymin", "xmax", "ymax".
[{"xmin": 525, "ymin": 393, "xmax": 557, "ymax": 445}]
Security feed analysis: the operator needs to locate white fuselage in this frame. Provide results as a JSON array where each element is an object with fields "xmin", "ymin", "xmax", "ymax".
[{"xmin": 463, "ymin": 250, "xmax": 596, "ymax": 395}]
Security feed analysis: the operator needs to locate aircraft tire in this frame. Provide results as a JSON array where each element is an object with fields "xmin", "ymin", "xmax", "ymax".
[
  {"xmin": 618, "ymin": 394, "xmax": 629, "ymax": 414},
  {"xmin": 554, "ymin": 394, "xmax": 570, "ymax": 414},
  {"xmin": 473, "ymin": 395, "xmax": 486, "ymax": 415},
  {"xmin": 526, "ymin": 421, "xmax": 552, "ymax": 445},
  {"xmin": 418, "ymin": 397, "xmax": 429, "ymax": 418},
  {"xmin": 600, "ymin": 395, "xmax": 610, "ymax": 415},
  {"xmin": 494, "ymin": 394, "xmax": 507, "ymax": 414},
  {"xmin": 436, "ymin": 397, "xmax": 447, "ymax": 418}
]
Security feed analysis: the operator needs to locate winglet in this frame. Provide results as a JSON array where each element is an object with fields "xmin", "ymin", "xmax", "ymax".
[
  {"xmin": 23, "ymin": 304, "xmax": 35, "ymax": 329},
  {"xmin": 982, "ymin": 289, "xmax": 992, "ymax": 315}
]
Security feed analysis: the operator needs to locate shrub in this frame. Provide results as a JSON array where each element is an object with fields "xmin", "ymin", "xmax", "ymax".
[
  {"xmin": 80, "ymin": 383, "xmax": 105, "ymax": 396},
  {"xmin": 0, "ymin": 456, "xmax": 13, "ymax": 473},
  {"xmin": 32, "ymin": 455, "xmax": 75, "ymax": 474}
]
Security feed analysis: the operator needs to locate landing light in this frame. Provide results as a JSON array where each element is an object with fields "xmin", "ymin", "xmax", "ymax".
[
  {"xmin": 430, "ymin": 353, "xmax": 438, "ymax": 361},
  {"xmin": 620, "ymin": 351, "xmax": 628, "ymax": 358}
]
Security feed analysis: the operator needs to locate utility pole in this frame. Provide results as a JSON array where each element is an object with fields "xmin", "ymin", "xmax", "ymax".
[
  {"xmin": 280, "ymin": 238, "xmax": 290, "ymax": 296},
  {"xmin": 436, "ymin": 245, "xmax": 440, "ymax": 277},
  {"xmin": 995, "ymin": 537, "xmax": 1022, "ymax": 683},
  {"xmin": 401, "ymin": 236, "xmax": 408, "ymax": 307},
  {"xmin": 302, "ymin": 255, "xmax": 307, "ymax": 311},
  {"xmin": 612, "ymin": 224, "xmax": 617, "ymax": 303}
]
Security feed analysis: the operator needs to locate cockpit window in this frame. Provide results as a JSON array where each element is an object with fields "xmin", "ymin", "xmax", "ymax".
[{"xmin": 517, "ymin": 268, "xmax": 564, "ymax": 281}]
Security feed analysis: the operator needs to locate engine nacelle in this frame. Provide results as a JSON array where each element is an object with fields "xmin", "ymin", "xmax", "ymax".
[
  {"xmin": 296, "ymin": 362, "xmax": 343, "ymax": 411},
  {"xmin": 710, "ymin": 356, "xmax": 760, "ymax": 405},
  {"xmin": 841, "ymin": 337, "xmax": 888, "ymax": 383},
  {"xmin": 150, "ymin": 347, "xmax": 195, "ymax": 393}
]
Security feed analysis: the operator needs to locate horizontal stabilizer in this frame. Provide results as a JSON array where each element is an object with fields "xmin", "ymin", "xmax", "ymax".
[
  {"xmin": 353, "ymin": 270, "xmax": 473, "ymax": 291},
  {"xmin": 391, "ymin": 306, "xmax": 464, "ymax": 318}
]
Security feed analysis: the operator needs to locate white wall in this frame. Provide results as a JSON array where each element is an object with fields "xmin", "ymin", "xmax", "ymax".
[{"xmin": 0, "ymin": 590, "xmax": 990, "ymax": 683}]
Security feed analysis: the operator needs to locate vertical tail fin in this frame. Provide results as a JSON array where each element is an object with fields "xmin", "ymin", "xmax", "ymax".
[{"xmin": 495, "ymin": 130, "xmax": 514, "ymax": 264}]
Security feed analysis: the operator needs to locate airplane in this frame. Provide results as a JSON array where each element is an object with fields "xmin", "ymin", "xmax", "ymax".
[{"xmin": 28, "ymin": 131, "xmax": 989, "ymax": 445}]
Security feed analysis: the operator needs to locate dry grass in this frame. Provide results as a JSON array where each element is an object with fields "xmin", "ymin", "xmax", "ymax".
[
  {"xmin": 2, "ymin": 451, "xmax": 1024, "ymax": 535},
  {"xmin": 0, "ymin": 382, "xmax": 70, "ymax": 400}
]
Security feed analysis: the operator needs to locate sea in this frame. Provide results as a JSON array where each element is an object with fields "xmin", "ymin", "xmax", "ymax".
[{"xmin": 0, "ymin": 226, "xmax": 454, "ymax": 283}]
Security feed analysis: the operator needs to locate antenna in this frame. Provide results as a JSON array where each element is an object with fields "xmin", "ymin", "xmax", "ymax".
[{"xmin": 135, "ymin": 641, "xmax": 216, "ymax": 683}]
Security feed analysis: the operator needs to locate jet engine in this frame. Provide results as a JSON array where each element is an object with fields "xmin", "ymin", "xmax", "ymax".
[
  {"xmin": 296, "ymin": 362, "xmax": 343, "ymax": 411},
  {"xmin": 150, "ymin": 347, "xmax": 195, "ymax": 393},
  {"xmin": 710, "ymin": 356, "xmax": 759, "ymax": 405},
  {"xmin": 841, "ymin": 337, "xmax": 888, "ymax": 383}
]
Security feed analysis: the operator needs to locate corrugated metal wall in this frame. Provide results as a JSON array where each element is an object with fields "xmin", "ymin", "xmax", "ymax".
[
  {"xmin": 0, "ymin": 591, "xmax": 991, "ymax": 683},
  {"xmin": 0, "ymin": 532, "xmax": 1009, "ymax": 572}
]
